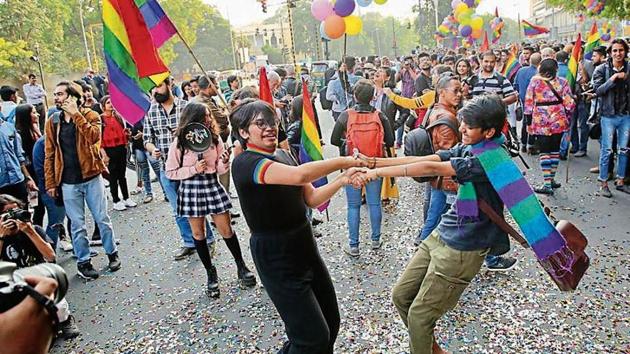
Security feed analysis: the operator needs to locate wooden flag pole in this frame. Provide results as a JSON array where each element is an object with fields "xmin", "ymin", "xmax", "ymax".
[{"xmin": 175, "ymin": 30, "xmax": 230, "ymax": 109}]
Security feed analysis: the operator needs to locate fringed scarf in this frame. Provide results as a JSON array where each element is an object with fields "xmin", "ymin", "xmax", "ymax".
[{"xmin": 456, "ymin": 136, "xmax": 566, "ymax": 260}]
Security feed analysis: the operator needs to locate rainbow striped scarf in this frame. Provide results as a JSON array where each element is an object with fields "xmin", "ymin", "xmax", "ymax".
[{"xmin": 456, "ymin": 136, "xmax": 566, "ymax": 259}]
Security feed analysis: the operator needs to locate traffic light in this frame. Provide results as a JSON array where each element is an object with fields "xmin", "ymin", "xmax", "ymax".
[
  {"xmin": 287, "ymin": 0, "xmax": 296, "ymax": 8},
  {"xmin": 258, "ymin": 0, "xmax": 267, "ymax": 13}
]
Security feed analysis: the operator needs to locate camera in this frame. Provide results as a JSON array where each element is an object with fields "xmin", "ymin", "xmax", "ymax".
[
  {"xmin": 0, "ymin": 262, "xmax": 68, "ymax": 313},
  {"xmin": 3, "ymin": 208, "xmax": 32, "ymax": 223}
]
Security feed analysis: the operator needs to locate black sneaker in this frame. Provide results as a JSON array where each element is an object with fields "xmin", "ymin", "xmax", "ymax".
[
  {"xmin": 486, "ymin": 256, "xmax": 518, "ymax": 272},
  {"xmin": 58, "ymin": 315, "xmax": 81, "ymax": 339},
  {"xmin": 534, "ymin": 185, "xmax": 554, "ymax": 195},
  {"xmin": 173, "ymin": 247, "xmax": 195, "ymax": 261},
  {"xmin": 311, "ymin": 218, "xmax": 323, "ymax": 227},
  {"xmin": 598, "ymin": 185, "xmax": 612, "ymax": 198},
  {"xmin": 77, "ymin": 262, "xmax": 99, "ymax": 280},
  {"xmin": 551, "ymin": 180, "xmax": 562, "ymax": 189},
  {"xmin": 615, "ymin": 184, "xmax": 630, "ymax": 194},
  {"xmin": 230, "ymin": 211, "xmax": 241, "ymax": 219},
  {"xmin": 107, "ymin": 252, "xmax": 121, "ymax": 272}
]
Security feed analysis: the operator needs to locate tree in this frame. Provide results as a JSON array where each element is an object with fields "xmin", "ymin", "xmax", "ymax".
[
  {"xmin": 262, "ymin": 44, "xmax": 284, "ymax": 64},
  {"xmin": 546, "ymin": 0, "xmax": 629, "ymax": 20}
]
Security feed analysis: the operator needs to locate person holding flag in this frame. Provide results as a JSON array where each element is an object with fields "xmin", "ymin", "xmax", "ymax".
[{"xmin": 231, "ymin": 98, "xmax": 366, "ymax": 353}]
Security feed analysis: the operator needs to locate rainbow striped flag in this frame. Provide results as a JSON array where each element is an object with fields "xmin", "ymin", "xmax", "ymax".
[
  {"xmin": 584, "ymin": 22, "xmax": 600, "ymax": 61},
  {"xmin": 299, "ymin": 78, "xmax": 329, "ymax": 211},
  {"xmin": 103, "ymin": 0, "xmax": 175, "ymax": 124},
  {"xmin": 566, "ymin": 33, "xmax": 582, "ymax": 91},
  {"xmin": 522, "ymin": 20, "xmax": 550, "ymax": 37},
  {"xmin": 501, "ymin": 46, "xmax": 521, "ymax": 81}
]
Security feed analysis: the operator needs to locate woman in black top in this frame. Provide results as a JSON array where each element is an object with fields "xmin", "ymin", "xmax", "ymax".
[
  {"xmin": 231, "ymin": 99, "xmax": 364, "ymax": 353},
  {"xmin": 14, "ymin": 104, "xmax": 44, "ymax": 224}
]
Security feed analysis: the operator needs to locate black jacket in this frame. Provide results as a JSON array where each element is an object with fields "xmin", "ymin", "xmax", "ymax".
[
  {"xmin": 593, "ymin": 59, "xmax": 630, "ymax": 117},
  {"xmin": 379, "ymin": 90, "xmax": 410, "ymax": 132}
]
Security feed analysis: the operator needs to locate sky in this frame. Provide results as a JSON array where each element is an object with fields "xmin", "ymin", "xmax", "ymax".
[{"xmin": 205, "ymin": 0, "xmax": 532, "ymax": 28}]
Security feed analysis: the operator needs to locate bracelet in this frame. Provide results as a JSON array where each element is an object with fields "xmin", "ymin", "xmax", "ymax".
[{"xmin": 370, "ymin": 157, "xmax": 377, "ymax": 169}]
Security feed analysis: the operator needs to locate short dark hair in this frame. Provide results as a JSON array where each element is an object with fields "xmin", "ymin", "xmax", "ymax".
[
  {"xmin": 198, "ymin": 74, "xmax": 216, "ymax": 90},
  {"xmin": 555, "ymin": 50, "xmax": 569, "ymax": 63},
  {"xmin": 482, "ymin": 51, "xmax": 496, "ymax": 60},
  {"xmin": 0, "ymin": 86, "xmax": 17, "ymax": 101},
  {"xmin": 353, "ymin": 79, "xmax": 375, "ymax": 105},
  {"xmin": 458, "ymin": 94, "xmax": 506, "ymax": 138},
  {"xmin": 434, "ymin": 64, "xmax": 452, "ymax": 76},
  {"xmin": 230, "ymin": 98, "xmax": 277, "ymax": 143},
  {"xmin": 539, "ymin": 58, "xmax": 558, "ymax": 79},
  {"xmin": 0, "ymin": 194, "xmax": 25, "ymax": 211},
  {"xmin": 227, "ymin": 75, "xmax": 238, "ymax": 85},
  {"xmin": 523, "ymin": 46, "xmax": 535, "ymax": 53},
  {"xmin": 189, "ymin": 76, "xmax": 198, "ymax": 84},
  {"xmin": 56, "ymin": 81, "xmax": 82, "ymax": 104},
  {"xmin": 28, "ymin": 73, "xmax": 37, "ymax": 79},
  {"xmin": 343, "ymin": 56, "xmax": 356, "ymax": 71},
  {"xmin": 593, "ymin": 45, "xmax": 607, "ymax": 56},
  {"xmin": 417, "ymin": 52, "xmax": 430, "ymax": 59},
  {"xmin": 430, "ymin": 53, "xmax": 439, "ymax": 62},
  {"xmin": 442, "ymin": 55, "xmax": 455, "ymax": 64},
  {"xmin": 275, "ymin": 67, "xmax": 287, "ymax": 78},
  {"xmin": 608, "ymin": 38, "xmax": 629, "ymax": 54}
]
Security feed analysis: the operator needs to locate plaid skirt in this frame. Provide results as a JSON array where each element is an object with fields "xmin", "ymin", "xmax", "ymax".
[{"xmin": 177, "ymin": 173, "xmax": 232, "ymax": 217}]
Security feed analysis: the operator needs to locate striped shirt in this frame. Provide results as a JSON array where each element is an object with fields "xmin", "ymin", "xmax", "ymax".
[
  {"xmin": 143, "ymin": 97, "xmax": 187, "ymax": 155},
  {"xmin": 471, "ymin": 72, "xmax": 516, "ymax": 99}
]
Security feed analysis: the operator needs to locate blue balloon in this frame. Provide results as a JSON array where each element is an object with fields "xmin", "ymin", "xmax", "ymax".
[
  {"xmin": 320, "ymin": 22, "xmax": 331, "ymax": 40},
  {"xmin": 357, "ymin": 0, "xmax": 373, "ymax": 6}
]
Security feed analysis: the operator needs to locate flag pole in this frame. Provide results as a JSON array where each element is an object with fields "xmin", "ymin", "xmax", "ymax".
[
  {"xmin": 174, "ymin": 30, "xmax": 230, "ymax": 109},
  {"xmin": 518, "ymin": 12, "xmax": 522, "ymax": 42}
]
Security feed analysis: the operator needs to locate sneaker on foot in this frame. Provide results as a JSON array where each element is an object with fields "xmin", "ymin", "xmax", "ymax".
[
  {"xmin": 113, "ymin": 201, "xmax": 126, "ymax": 211},
  {"xmin": 107, "ymin": 252, "xmax": 121, "ymax": 272},
  {"xmin": 589, "ymin": 166, "xmax": 599, "ymax": 174},
  {"xmin": 486, "ymin": 256, "xmax": 518, "ymax": 272},
  {"xmin": 130, "ymin": 187, "xmax": 142, "ymax": 195},
  {"xmin": 598, "ymin": 185, "xmax": 612, "ymax": 198},
  {"xmin": 371, "ymin": 239, "xmax": 383, "ymax": 250},
  {"xmin": 311, "ymin": 218, "xmax": 323, "ymax": 226},
  {"xmin": 59, "ymin": 239, "xmax": 73, "ymax": 252},
  {"xmin": 343, "ymin": 245, "xmax": 359, "ymax": 257},
  {"xmin": 173, "ymin": 247, "xmax": 195, "ymax": 261},
  {"xmin": 551, "ymin": 180, "xmax": 562, "ymax": 189},
  {"xmin": 124, "ymin": 199, "xmax": 137, "ymax": 208},
  {"xmin": 77, "ymin": 262, "xmax": 99, "ymax": 280},
  {"xmin": 143, "ymin": 195, "xmax": 153, "ymax": 204},
  {"xmin": 58, "ymin": 315, "xmax": 81, "ymax": 339},
  {"xmin": 534, "ymin": 185, "xmax": 554, "ymax": 195}
]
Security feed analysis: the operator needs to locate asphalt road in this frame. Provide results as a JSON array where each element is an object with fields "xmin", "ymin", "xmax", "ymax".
[{"xmin": 50, "ymin": 107, "xmax": 629, "ymax": 353}]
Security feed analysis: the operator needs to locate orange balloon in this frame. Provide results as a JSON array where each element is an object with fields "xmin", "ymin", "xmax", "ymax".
[{"xmin": 324, "ymin": 15, "xmax": 346, "ymax": 39}]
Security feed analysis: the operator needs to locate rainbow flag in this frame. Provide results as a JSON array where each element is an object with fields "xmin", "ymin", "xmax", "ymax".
[
  {"xmin": 501, "ymin": 46, "xmax": 521, "ymax": 81},
  {"xmin": 566, "ymin": 33, "xmax": 582, "ymax": 91},
  {"xmin": 103, "ymin": 0, "xmax": 175, "ymax": 124},
  {"xmin": 491, "ymin": 7, "xmax": 504, "ymax": 44},
  {"xmin": 522, "ymin": 20, "xmax": 550, "ymax": 37},
  {"xmin": 137, "ymin": 0, "xmax": 177, "ymax": 48},
  {"xmin": 584, "ymin": 22, "xmax": 600, "ymax": 60},
  {"xmin": 299, "ymin": 78, "xmax": 329, "ymax": 211}
]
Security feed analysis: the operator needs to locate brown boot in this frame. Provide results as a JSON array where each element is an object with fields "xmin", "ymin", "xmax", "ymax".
[{"xmin": 432, "ymin": 335, "xmax": 449, "ymax": 354}]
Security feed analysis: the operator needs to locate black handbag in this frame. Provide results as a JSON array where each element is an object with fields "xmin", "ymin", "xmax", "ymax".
[{"xmin": 587, "ymin": 99, "xmax": 601, "ymax": 140}]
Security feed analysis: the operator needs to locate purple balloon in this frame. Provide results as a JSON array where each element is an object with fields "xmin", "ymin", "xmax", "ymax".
[
  {"xmin": 334, "ymin": 0, "xmax": 356, "ymax": 17},
  {"xmin": 459, "ymin": 24, "xmax": 472, "ymax": 37},
  {"xmin": 464, "ymin": 0, "xmax": 475, "ymax": 7}
]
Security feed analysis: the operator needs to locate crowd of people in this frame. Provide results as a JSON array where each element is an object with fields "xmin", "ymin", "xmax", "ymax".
[{"xmin": 0, "ymin": 34, "xmax": 629, "ymax": 353}]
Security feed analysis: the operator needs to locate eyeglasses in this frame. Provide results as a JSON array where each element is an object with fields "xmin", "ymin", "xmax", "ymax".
[{"xmin": 250, "ymin": 119, "xmax": 279, "ymax": 130}]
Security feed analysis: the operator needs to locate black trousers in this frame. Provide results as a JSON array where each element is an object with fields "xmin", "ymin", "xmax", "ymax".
[
  {"xmin": 250, "ymin": 222, "xmax": 340, "ymax": 354},
  {"xmin": 104, "ymin": 145, "xmax": 129, "ymax": 203}
]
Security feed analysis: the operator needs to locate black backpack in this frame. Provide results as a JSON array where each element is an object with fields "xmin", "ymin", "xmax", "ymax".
[
  {"xmin": 319, "ymin": 86, "xmax": 333, "ymax": 110},
  {"xmin": 404, "ymin": 108, "xmax": 459, "ymax": 183}
]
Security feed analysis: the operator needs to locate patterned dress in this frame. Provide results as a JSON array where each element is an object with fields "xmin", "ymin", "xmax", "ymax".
[{"xmin": 524, "ymin": 76, "xmax": 575, "ymax": 136}]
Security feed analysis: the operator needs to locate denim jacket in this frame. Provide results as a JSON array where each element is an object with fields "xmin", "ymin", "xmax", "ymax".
[
  {"xmin": 325, "ymin": 73, "xmax": 360, "ymax": 112},
  {"xmin": 0, "ymin": 119, "xmax": 26, "ymax": 188}
]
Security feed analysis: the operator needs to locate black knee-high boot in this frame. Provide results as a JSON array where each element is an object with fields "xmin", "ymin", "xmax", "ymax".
[
  {"xmin": 193, "ymin": 238, "xmax": 219, "ymax": 298},
  {"xmin": 223, "ymin": 233, "xmax": 256, "ymax": 287}
]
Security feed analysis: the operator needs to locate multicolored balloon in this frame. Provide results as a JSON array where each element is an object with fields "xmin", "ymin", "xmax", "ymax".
[{"xmin": 584, "ymin": 0, "xmax": 606, "ymax": 16}]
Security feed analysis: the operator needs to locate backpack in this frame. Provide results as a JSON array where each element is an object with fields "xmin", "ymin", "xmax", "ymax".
[
  {"xmin": 345, "ymin": 109, "xmax": 384, "ymax": 158},
  {"xmin": 403, "ymin": 107, "xmax": 459, "ymax": 183},
  {"xmin": 319, "ymin": 86, "xmax": 333, "ymax": 110}
]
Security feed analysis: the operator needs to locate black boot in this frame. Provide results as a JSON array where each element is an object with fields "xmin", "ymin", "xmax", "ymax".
[
  {"xmin": 206, "ymin": 265, "xmax": 220, "ymax": 298},
  {"xmin": 224, "ymin": 234, "xmax": 256, "ymax": 288}
]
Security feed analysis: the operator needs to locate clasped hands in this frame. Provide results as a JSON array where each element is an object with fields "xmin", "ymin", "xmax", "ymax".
[{"xmin": 341, "ymin": 151, "xmax": 379, "ymax": 188}]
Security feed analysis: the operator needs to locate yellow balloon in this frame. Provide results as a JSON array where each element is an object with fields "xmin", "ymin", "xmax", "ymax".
[
  {"xmin": 344, "ymin": 15, "xmax": 363, "ymax": 36},
  {"xmin": 374, "ymin": 0, "xmax": 387, "ymax": 4},
  {"xmin": 454, "ymin": 3, "xmax": 468, "ymax": 16},
  {"xmin": 471, "ymin": 17, "xmax": 483, "ymax": 30}
]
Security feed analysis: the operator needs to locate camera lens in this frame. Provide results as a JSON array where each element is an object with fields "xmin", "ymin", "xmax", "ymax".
[{"xmin": 13, "ymin": 263, "xmax": 68, "ymax": 303}]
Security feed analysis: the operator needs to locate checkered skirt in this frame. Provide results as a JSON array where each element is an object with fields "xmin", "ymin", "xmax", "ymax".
[{"xmin": 177, "ymin": 173, "xmax": 232, "ymax": 217}]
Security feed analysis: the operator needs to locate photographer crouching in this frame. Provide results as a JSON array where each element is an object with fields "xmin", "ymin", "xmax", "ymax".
[{"xmin": 0, "ymin": 194, "xmax": 80, "ymax": 340}]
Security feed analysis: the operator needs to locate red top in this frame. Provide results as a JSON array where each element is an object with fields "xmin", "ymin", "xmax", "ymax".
[{"xmin": 101, "ymin": 113, "xmax": 127, "ymax": 148}]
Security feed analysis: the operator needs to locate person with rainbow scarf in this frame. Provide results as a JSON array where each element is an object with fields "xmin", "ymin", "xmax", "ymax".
[{"xmin": 354, "ymin": 94, "xmax": 555, "ymax": 353}]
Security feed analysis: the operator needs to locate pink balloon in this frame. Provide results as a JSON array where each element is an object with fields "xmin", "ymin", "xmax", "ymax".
[{"xmin": 311, "ymin": 0, "xmax": 333, "ymax": 22}]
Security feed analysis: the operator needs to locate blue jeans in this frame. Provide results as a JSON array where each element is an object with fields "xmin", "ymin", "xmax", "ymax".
[
  {"xmin": 160, "ymin": 168, "xmax": 215, "ymax": 248},
  {"xmin": 62, "ymin": 176, "xmax": 117, "ymax": 264},
  {"xmin": 345, "ymin": 178, "xmax": 382, "ymax": 247},
  {"xmin": 419, "ymin": 187, "xmax": 450, "ymax": 240},
  {"xmin": 40, "ymin": 192, "xmax": 66, "ymax": 251},
  {"xmin": 570, "ymin": 101, "xmax": 589, "ymax": 153},
  {"xmin": 598, "ymin": 115, "xmax": 630, "ymax": 182},
  {"xmin": 134, "ymin": 149, "xmax": 163, "ymax": 196},
  {"xmin": 396, "ymin": 126, "xmax": 404, "ymax": 146}
]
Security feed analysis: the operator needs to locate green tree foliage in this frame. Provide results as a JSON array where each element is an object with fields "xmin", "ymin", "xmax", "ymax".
[
  {"xmin": 546, "ymin": 0, "xmax": 629, "ymax": 20},
  {"xmin": 262, "ymin": 44, "xmax": 284, "ymax": 64}
]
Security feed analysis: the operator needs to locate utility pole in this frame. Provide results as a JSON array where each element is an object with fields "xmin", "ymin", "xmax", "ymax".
[
  {"xmin": 33, "ymin": 43, "xmax": 48, "ymax": 114},
  {"xmin": 226, "ymin": 7, "xmax": 239, "ymax": 71},
  {"xmin": 88, "ymin": 25, "xmax": 99, "ymax": 72},
  {"xmin": 392, "ymin": 18, "xmax": 398, "ymax": 58},
  {"xmin": 287, "ymin": 0, "xmax": 297, "ymax": 68},
  {"xmin": 78, "ymin": 0, "xmax": 93, "ymax": 69},
  {"xmin": 375, "ymin": 28, "xmax": 382, "ymax": 57},
  {"xmin": 315, "ymin": 24, "xmax": 322, "ymax": 60}
]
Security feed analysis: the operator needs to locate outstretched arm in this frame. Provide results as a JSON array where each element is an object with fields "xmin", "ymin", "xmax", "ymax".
[
  {"xmin": 261, "ymin": 156, "xmax": 364, "ymax": 186},
  {"xmin": 358, "ymin": 160, "xmax": 456, "ymax": 182},
  {"xmin": 302, "ymin": 168, "xmax": 362, "ymax": 208}
]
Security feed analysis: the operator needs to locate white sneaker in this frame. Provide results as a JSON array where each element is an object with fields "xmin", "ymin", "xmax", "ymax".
[
  {"xmin": 59, "ymin": 240, "xmax": 73, "ymax": 252},
  {"xmin": 124, "ymin": 199, "xmax": 137, "ymax": 208},
  {"xmin": 113, "ymin": 201, "xmax": 127, "ymax": 211}
]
